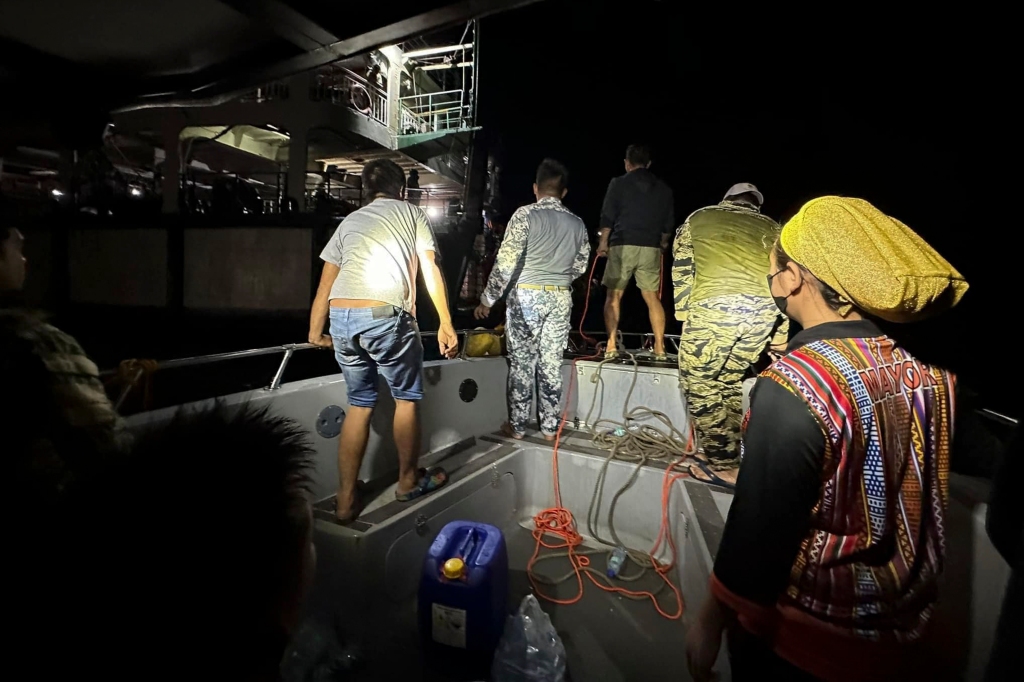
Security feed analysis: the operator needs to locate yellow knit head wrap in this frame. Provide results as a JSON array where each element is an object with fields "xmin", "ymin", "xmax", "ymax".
[{"xmin": 779, "ymin": 197, "xmax": 968, "ymax": 323}]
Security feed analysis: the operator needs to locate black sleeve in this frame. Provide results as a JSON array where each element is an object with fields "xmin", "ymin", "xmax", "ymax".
[
  {"xmin": 599, "ymin": 178, "xmax": 619, "ymax": 229},
  {"xmin": 662, "ymin": 186, "xmax": 675, "ymax": 236},
  {"xmin": 713, "ymin": 378, "xmax": 826, "ymax": 605}
]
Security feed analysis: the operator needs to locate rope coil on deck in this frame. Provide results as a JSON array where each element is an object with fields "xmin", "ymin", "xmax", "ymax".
[{"xmin": 526, "ymin": 256, "xmax": 696, "ymax": 620}]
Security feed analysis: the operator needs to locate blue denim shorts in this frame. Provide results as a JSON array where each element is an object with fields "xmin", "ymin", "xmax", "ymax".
[{"xmin": 329, "ymin": 305, "xmax": 424, "ymax": 407}]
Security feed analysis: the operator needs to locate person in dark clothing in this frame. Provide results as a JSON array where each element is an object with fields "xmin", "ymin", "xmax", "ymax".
[
  {"xmin": 12, "ymin": 402, "xmax": 318, "ymax": 682},
  {"xmin": 1, "ymin": 222, "xmax": 133, "ymax": 505},
  {"xmin": 985, "ymin": 426, "xmax": 1022, "ymax": 681},
  {"xmin": 407, "ymin": 168, "xmax": 422, "ymax": 206},
  {"xmin": 0, "ymin": 221, "xmax": 26, "ymax": 293},
  {"xmin": 597, "ymin": 144, "xmax": 674, "ymax": 358}
]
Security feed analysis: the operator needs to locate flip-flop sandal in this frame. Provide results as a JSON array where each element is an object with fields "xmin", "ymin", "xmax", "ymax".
[
  {"xmin": 395, "ymin": 467, "xmax": 449, "ymax": 502},
  {"xmin": 688, "ymin": 460, "xmax": 736, "ymax": 490},
  {"xmin": 604, "ymin": 350, "xmax": 620, "ymax": 360}
]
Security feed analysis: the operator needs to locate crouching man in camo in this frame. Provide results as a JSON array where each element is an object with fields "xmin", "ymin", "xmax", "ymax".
[
  {"xmin": 475, "ymin": 159, "xmax": 590, "ymax": 440},
  {"xmin": 672, "ymin": 183, "xmax": 788, "ymax": 486}
]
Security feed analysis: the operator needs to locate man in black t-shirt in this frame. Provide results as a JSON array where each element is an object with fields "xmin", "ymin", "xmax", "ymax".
[{"xmin": 597, "ymin": 144, "xmax": 675, "ymax": 358}]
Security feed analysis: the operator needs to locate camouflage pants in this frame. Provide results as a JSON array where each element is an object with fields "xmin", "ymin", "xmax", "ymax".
[
  {"xmin": 505, "ymin": 288, "xmax": 572, "ymax": 435},
  {"xmin": 678, "ymin": 294, "xmax": 780, "ymax": 469}
]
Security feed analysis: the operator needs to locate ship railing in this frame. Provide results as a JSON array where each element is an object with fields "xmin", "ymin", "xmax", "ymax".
[
  {"xmin": 398, "ymin": 90, "xmax": 471, "ymax": 135},
  {"xmin": 310, "ymin": 66, "xmax": 389, "ymax": 128},
  {"xmin": 101, "ymin": 331, "xmax": 1019, "ymax": 428},
  {"xmin": 101, "ymin": 331, "xmax": 679, "ymax": 410}
]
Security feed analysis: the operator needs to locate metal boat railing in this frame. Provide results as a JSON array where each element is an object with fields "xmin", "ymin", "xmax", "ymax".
[
  {"xmin": 103, "ymin": 330, "xmax": 681, "ymax": 410},
  {"xmin": 978, "ymin": 409, "xmax": 1019, "ymax": 426},
  {"xmin": 105, "ymin": 342, "xmax": 319, "ymax": 410},
  {"xmin": 102, "ymin": 331, "xmax": 1020, "ymax": 428}
]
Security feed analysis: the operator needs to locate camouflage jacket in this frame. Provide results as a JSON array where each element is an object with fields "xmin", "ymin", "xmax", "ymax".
[
  {"xmin": 481, "ymin": 197, "xmax": 590, "ymax": 307},
  {"xmin": 672, "ymin": 201, "xmax": 788, "ymax": 344},
  {"xmin": 1, "ymin": 307, "xmax": 132, "ymax": 506}
]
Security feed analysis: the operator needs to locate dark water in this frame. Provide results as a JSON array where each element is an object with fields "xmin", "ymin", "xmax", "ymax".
[{"xmin": 49, "ymin": 267, "xmax": 1019, "ymax": 423}]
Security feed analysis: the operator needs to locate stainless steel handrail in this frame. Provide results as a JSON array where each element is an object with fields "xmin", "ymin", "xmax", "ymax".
[
  {"xmin": 105, "ymin": 331, "xmax": 501, "ymax": 409},
  {"xmin": 979, "ymin": 408, "xmax": 1019, "ymax": 426},
  {"xmin": 104, "ymin": 343, "xmax": 324, "ymax": 409},
  {"xmin": 102, "ymin": 331, "xmax": 1023, "ymax": 429},
  {"xmin": 160, "ymin": 343, "xmax": 319, "ymax": 372},
  {"xmin": 103, "ymin": 330, "xmax": 680, "ymax": 376}
]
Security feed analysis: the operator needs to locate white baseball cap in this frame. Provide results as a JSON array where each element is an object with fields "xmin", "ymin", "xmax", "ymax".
[{"xmin": 723, "ymin": 182, "xmax": 764, "ymax": 206}]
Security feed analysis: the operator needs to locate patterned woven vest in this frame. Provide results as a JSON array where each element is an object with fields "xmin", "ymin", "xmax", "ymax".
[{"xmin": 758, "ymin": 334, "xmax": 955, "ymax": 641}]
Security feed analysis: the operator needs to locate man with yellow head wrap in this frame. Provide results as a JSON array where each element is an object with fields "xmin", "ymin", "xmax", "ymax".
[{"xmin": 685, "ymin": 197, "xmax": 967, "ymax": 682}]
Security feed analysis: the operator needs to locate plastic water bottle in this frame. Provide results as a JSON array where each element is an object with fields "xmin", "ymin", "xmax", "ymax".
[
  {"xmin": 491, "ymin": 595, "xmax": 566, "ymax": 681},
  {"xmin": 606, "ymin": 547, "xmax": 628, "ymax": 578}
]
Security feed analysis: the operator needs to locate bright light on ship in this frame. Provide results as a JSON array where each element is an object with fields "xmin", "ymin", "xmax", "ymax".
[{"xmin": 426, "ymin": 206, "xmax": 441, "ymax": 218}]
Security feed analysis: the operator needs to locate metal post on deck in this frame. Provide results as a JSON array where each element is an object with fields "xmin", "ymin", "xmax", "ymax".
[
  {"xmin": 114, "ymin": 366, "xmax": 146, "ymax": 411},
  {"xmin": 267, "ymin": 348, "xmax": 295, "ymax": 391}
]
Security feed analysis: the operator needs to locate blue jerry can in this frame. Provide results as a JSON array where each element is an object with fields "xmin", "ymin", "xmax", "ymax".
[{"xmin": 418, "ymin": 520, "xmax": 509, "ymax": 654}]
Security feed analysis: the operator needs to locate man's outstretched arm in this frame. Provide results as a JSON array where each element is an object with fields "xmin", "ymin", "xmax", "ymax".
[
  {"xmin": 419, "ymin": 249, "xmax": 458, "ymax": 358},
  {"xmin": 479, "ymin": 208, "xmax": 529, "ymax": 309},
  {"xmin": 308, "ymin": 262, "xmax": 340, "ymax": 347},
  {"xmin": 672, "ymin": 221, "xmax": 695, "ymax": 325},
  {"xmin": 597, "ymin": 178, "xmax": 618, "ymax": 257},
  {"xmin": 571, "ymin": 235, "xmax": 592, "ymax": 280}
]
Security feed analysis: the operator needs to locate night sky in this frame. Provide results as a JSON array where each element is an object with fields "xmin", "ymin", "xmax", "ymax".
[{"xmin": 480, "ymin": 1, "xmax": 1010, "ymax": 412}]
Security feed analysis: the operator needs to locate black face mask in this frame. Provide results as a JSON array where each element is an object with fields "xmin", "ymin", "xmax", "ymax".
[{"xmin": 767, "ymin": 271, "xmax": 788, "ymax": 315}]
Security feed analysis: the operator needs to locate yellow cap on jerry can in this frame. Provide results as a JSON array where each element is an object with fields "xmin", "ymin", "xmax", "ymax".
[{"xmin": 442, "ymin": 557, "xmax": 465, "ymax": 579}]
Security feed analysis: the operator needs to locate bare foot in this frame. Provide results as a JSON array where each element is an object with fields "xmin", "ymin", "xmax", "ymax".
[
  {"xmin": 688, "ymin": 463, "xmax": 738, "ymax": 487},
  {"xmin": 541, "ymin": 432, "xmax": 556, "ymax": 442},
  {"xmin": 500, "ymin": 422, "xmax": 524, "ymax": 440},
  {"xmin": 335, "ymin": 482, "xmax": 365, "ymax": 523},
  {"xmin": 335, "ymin": 500, "xmax": 360, "ymax": 523}
]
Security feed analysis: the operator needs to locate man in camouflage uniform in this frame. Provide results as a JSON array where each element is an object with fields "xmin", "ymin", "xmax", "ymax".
[
  {"xmin": 475, "ymin": 159, "xmax": 590, "ymax": 440},
  {"xmin": 673, "ymin": 183, "xmax": 788, "ymax": 484}
]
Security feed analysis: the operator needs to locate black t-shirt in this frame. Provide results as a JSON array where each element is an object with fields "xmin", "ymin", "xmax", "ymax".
[{"xmin": 600, "ymin": 168, "xmax": 674, "ymax": 248}]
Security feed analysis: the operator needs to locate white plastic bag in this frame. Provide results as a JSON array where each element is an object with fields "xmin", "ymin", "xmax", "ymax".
[{"xmin": 490, "ymin": 594, "xmax": 567, "ymax": 682}]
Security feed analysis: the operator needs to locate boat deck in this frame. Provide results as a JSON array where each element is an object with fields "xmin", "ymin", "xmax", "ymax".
[
  {"xmin": 337, "ymin": 524, "xmax": 691, "ymax": 681},
  {"xmin": 298, "ymin": 427, "xmax": 733, "ymax": 681}
]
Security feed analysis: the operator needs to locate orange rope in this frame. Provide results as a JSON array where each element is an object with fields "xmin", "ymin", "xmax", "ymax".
[
  {"xmin": 526, "ymin": 256, "xmax": 690, "ymax": 620},
  {"xmin": 576, "ymin": 256, "xmax": 602, "ymax": 349}
]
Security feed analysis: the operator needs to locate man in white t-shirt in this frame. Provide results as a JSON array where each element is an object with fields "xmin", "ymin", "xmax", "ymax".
[{"xmin": 308, "ymin": 159, "xmax": 458, "ymax": 523}]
